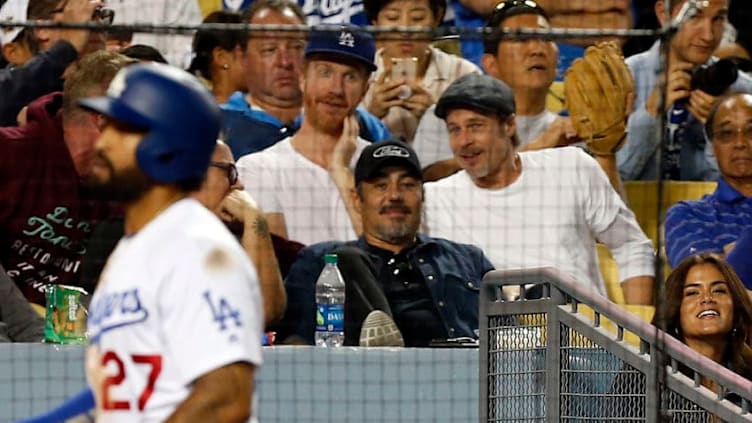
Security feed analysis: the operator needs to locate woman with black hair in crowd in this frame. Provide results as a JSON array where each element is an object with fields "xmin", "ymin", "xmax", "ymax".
[{"xmin": 187, "ymin": 10, "xmax": 248, "ymax": 104}]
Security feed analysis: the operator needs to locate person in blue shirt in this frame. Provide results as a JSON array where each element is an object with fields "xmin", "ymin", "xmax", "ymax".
[
  {"xmin": 276, "ymin": 139, "xmax": 494, "ymax": 347},
  {"xmin": 220, "ymin": 0, "xmax": 390, "ymax": 159},
  {"xmin": 665, "ymin": 93, "xmax": 752, "ymax": 289},
  {"xmin": 619, "ymin": 0, "xmax": 752, "ymax": 181}
]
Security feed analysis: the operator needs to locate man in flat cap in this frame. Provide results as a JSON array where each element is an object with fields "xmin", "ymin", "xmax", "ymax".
[
  {"xmin": 277, "ymin": 139, "xmax": 494, "ymax": 347},
  {"xmin": 423, "ymin": 73, "xmax": 655, "ymax": 305}
]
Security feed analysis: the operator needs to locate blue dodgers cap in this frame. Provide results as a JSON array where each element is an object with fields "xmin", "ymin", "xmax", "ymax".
[
  {"xmin": 305, "ymin": 25, "xmax": 377, "ymax": 72},
  {"xmin": 355, "ymin": 139, "xmax": 423, "ymax": 185},
  {"xmin": 435, "ymin": 73, "xmax": 516, "ymax": 119}
]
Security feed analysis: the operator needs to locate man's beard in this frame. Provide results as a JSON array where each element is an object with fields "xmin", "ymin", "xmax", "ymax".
[
  {"xmin": 373, "ymin": 204, "xmax": 420, "ymax": 244},
  {"xmin": 374, "ymin": 221, "xmax": 416, "ymax": 244},
  {"xmin": 84, "ymin": 153, "xmax": 152, "ymax": 203},
  {"xmin": 304, "ymin": 94, "xmax": 349, "ymax": 136}
]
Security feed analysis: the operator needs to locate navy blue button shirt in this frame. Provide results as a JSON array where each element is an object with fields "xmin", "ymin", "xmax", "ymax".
[{"xmin": 278, "ymin": 233, "xmax": 494, "ymax": 345}]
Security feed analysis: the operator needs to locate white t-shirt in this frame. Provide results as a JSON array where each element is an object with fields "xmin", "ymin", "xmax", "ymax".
[
  {"xmin": 423, "ymin": 147, "xmax": 651, "ymax": 297},
  {"xmin": 107, "ymin": 0, "xmax": 203, "ymax": 67},
  {"xmin": 236, "ymin": 136, "xmax": 368, "ymax": 245},
  {"xmin": 516, "ymin": 110, "xmax": 558, "ymax": 147},
  {"xmin": 413, "ymin": 108, "xmax": 559, "ymax": 168},
  {"xmin": 86, "ymin": 199, "xmax": 263, "ymax": 422}
]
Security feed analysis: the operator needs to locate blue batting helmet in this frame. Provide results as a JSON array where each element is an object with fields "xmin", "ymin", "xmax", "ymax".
[{"xmin": 79, "ymin": 62, "xmax": 221, "ymax": 183}]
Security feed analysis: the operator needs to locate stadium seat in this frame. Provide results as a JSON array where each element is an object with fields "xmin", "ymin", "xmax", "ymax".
[
  {"xmin": 623, "ymin": 180, "xmax": 717, "ymax": 246},
  {"xmin": 598, "ymin": 181, "xmax": 717, "ymax": 298},
  {"xmin": 593, "ymin": 181, "xmax": 716, "ymax": 329}
]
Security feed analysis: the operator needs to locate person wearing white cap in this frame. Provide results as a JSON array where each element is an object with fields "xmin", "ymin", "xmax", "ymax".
[{"xmin": 0, "ymin": 0, "xmax": 34, "ymax": 66}]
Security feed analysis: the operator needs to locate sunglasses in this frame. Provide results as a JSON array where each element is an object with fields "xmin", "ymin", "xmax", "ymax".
[
  {"xmin": 488, "ymin": 0, "xmax": 547, "ymax": 26},
  {"xmin": 484, "ymin": 0, "xmax": 549, "ymax": 52},
  {"xmin": 209, "ymin": 161, "xmax": 239, "ymax": 186}
]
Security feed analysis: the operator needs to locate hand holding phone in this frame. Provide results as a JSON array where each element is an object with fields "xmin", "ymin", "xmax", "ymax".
[{"xmin": 391, "ymin": 57, "xmax": 418, "ymax": 100}]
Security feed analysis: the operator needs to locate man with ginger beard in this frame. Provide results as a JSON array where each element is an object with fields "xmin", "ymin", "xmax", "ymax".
[
  {"xmin": 220, "ymin": 0, "xmax": 390, "ymax": 159},
  {"xmin": 236, "ymin": 25, "xmax": 378, "ymax": 245}
]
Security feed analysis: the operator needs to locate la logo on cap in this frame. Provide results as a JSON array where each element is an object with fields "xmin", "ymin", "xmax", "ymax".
[
  {"xmin": 338, "ymin": 30, "xmax": 355, "ymax": 48},
  {"xmin": 373, "ymin": 145, "xmax": 409, "ymax": 158}
]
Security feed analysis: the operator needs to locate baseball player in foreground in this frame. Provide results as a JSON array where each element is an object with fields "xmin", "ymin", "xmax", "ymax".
[{"xmin": 79, "ymin": 62, "xmax": 262, "ymax": 422}]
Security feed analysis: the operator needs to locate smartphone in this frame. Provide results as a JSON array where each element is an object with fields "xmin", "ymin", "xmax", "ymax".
[{"xmin": 391, "ymin": 57, "xmax": 418, "ymax": 82}]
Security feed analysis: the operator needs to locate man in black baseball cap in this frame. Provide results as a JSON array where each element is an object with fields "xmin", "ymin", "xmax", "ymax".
[
  {"xmin": 276, "ymin": 138, "xmax": 494, "ymax": 348},
  {"xmin": 354, "ymin": 139, "xmax": 423, "ymax": 185}
]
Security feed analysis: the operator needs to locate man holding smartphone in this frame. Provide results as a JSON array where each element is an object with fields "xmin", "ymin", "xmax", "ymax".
[{"xmin": 236, "ymin": 25, "xmax": 377, "ymax": 245}]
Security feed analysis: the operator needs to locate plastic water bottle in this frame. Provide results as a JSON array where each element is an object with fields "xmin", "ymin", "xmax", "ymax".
[{"xmin": 315, "ymin": 254, "xmax": 346, "ymax": 347}]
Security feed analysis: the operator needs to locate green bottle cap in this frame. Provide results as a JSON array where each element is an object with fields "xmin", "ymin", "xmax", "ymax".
[{"xmin": 324, "ymin": 254, "xmax": 338, "ymax": 264}]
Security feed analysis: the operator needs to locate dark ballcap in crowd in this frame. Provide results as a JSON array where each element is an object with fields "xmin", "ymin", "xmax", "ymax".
[
  {"xmin": 435, "ymin": 73, "xmax": 516, "ymax": 120},
  {"xmin": 304, "ymin": 25, "xmax": 377, "ymax": 72},
  {"xmin": 355, "ymin": 139, "xmax": 423, "ymax": 185}
]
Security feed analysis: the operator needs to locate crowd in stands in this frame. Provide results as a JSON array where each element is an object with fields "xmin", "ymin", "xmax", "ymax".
[{"xmin": 1, "ymin": 0, "xmax": 752, "ymax": 406}]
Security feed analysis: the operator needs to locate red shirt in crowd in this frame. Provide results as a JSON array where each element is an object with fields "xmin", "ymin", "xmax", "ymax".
[{"xmin": 0, "ymin": 93, "xmax": 110, "ymax": 304}]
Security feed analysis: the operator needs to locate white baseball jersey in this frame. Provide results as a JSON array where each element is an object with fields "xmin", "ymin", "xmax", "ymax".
[{"xmin": 86, "ymin": 198, "xmax": 263, "ymax": 422}]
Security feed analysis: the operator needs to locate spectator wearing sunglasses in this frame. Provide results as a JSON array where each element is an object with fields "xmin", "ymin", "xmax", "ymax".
[
  {"xmin": 413, "ymin": 0, "xmax": 629, "ymax": 191},
  {"xmin": 79, "ymin": 141, "xmax": 298, "ymax": 327},
  {"xmin": 446, "ymin": 0, "xmax": 633, "ymax": 69},
  {"xmin": 196, "ymin": 141, "xmax": 291, "ymax": 325}
]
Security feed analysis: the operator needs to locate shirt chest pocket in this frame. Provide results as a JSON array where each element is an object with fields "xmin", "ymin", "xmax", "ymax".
[{"xmin": 442, "ymin": 272, "xmax": 480, "ymax": 316}]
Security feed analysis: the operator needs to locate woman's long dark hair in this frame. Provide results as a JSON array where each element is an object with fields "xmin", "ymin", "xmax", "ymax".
[
  {"xmin": 187, "ymin": 11, "xmax": 248, "ymax": 81},
  {"xmin": 653, "ymin": 253, "xmax": 752, "ymax": 380}
]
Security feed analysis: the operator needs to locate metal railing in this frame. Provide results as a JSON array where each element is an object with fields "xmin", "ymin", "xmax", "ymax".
[{"xmin": 480, "ymin": 267, "xmax": 752, "ymax": 422}]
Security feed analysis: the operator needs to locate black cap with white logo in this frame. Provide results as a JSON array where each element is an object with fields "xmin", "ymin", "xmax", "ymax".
[{"xmin": 355, "ymin": 139, "xmax": 423, "ymax": 185}]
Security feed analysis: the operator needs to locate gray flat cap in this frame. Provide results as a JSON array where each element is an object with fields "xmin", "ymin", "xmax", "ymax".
[{"xmin": 435, "ymin": 73, "xmax": 515, "ymax": 119}]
